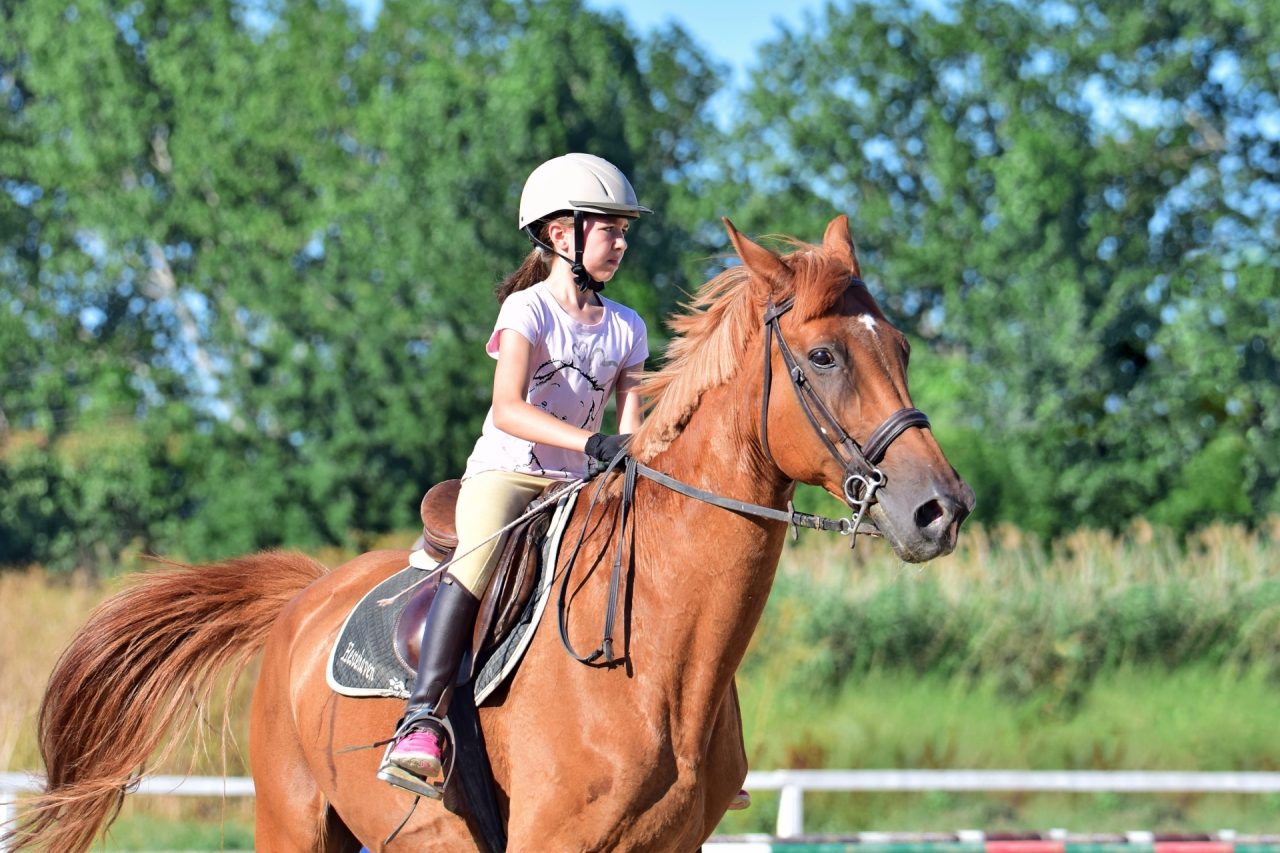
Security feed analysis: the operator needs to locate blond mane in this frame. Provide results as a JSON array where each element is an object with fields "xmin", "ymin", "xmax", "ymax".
[{"xmin": 631, "ymin": 243, "xmax": 850, "ymax": 461}]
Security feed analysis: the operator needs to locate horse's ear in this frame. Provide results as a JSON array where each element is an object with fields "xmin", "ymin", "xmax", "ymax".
[
  {"xmin": 822, "ymin": 215, "xmax": 862, "ymax": 278},
  {"xmin": 723, "ymin": 218, "xmax": 789, "ymax": 285}
]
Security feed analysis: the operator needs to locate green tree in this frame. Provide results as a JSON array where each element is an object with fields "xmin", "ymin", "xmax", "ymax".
[
  {"xmin": 718, "ymin": 0, "xmax": 1280, "ymax": 536},
  {"xmin": 1, "ymin": 0, "xmax": 722, "ymax": 567}
]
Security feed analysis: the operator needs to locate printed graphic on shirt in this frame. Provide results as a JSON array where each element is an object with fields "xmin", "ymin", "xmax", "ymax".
[
  {"xmin": 526, "ymin": 339, "xmax": 615, "ymax": 475},
  {"xmin": 463, "ymin": 282, "xmax": 649, "ymax": 482},
  {"xmin": 571, "ymin": 341, "xmax": 619, "ymax": 377},
  {"xmin": 531, "ymin": 357, "xmax": 606, "ymax": 395}
]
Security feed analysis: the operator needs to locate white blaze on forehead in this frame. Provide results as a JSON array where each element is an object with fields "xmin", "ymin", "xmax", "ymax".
[{"xmin": 858, "ymin": 314, "xmax": 879, "ymax": 334}]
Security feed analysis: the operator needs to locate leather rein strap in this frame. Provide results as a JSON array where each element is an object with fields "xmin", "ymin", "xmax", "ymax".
[
  {"xmin": 557, "ymin": 285, "xmax": 931, "ymax": 666},
  {"xmin": 556, "ymin": 453, "xmax": 876, "ymax": 666},
  {"xmin": 557, "ymin": 448, "xmax": 632, "ymax": 665},
  {"xmin": 635, "ymin": 463, "xmax": 869, "ymax": 538}
]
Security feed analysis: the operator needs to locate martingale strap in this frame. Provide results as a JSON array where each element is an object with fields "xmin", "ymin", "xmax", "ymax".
[{"xmin": 556, "ymin": 452, "xmax": 881, "ymax": 667}]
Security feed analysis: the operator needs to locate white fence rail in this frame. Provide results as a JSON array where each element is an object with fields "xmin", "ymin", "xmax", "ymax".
[
  {"xmin": 0, "ymin": 773, "xmax": 255, "ymax": 853},
  {"xmin": 742, "ymin": 770, "xmax": 1280, "ymax": 838},
  {"xmin": 7, "ymin": 770, "xmax": 1280, "ymax": 845}
]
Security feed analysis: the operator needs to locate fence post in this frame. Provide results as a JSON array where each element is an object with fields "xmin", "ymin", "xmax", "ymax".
[{"xmin": 776, "ymin": 782, "xmax": 804, "ymax": 838}]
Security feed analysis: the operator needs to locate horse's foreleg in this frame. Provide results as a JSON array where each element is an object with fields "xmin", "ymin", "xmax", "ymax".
[{"xmin": 700, "ymin": 678, "xmax": 750, "ymax": 838}]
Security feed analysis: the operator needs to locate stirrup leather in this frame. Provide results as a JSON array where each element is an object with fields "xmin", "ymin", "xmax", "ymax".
[{"xmin": 376, "ymin": 713, "xmax": 457, "ymax": 800}]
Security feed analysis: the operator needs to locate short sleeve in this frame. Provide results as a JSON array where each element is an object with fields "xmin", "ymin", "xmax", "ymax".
[
  {"xmin": 621, "ymin": 313, "xmax": 649, "ymax": 370},
  {"xmin": 485, "ymin": 289, "xmax": 544, "ymax": 359}
]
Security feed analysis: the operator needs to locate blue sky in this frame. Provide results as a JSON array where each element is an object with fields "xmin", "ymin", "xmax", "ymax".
[
  {"xmin": 584, "ymin": 0, "xmax": 819, "ymax": 85},
  {"xmin": 352, "ymin": 0, "xmax": 820, "ymax": 87}
]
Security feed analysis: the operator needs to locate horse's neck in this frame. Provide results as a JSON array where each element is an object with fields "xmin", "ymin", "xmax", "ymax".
[{"xmin": 632, "ymin": 377, "xmax": 792, "ymax": 723}]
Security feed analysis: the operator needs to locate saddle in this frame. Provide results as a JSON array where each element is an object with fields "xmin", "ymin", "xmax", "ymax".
[{"xmin": 395, "ymin": 479, "xmax": 560, "ymax": 681}]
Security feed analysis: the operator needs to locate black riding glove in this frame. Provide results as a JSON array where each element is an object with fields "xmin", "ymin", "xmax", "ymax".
[{"xmin": 584, "ymin": 432, "xmax": 632, "ymax": 477}]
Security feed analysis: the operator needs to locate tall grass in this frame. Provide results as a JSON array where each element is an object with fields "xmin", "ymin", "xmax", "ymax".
[
  {"xmin": 5, "ymin": 520, "xmax": 1280, "ymax": 773},
  {"xmin": 5, "ymin": 521, "xmax": 1280, "ymax": 839},
  {"xmin": 725, "ymin": 667, "xmax": 1280, "ymax": 834},
  {"xmin": 721, "ymin": 518, "xmax": 1280, "ymax": 833},
  {"xmin": 0, "ymin": 569, "xmax": 106, "ymax": 772},
  {"xmin": 755, "ymin": 517, "xmax": 1280, "ymax": 712},
  {"xmin": 0, "ymin": 530, "xmax": 417, "ymax": 775}
]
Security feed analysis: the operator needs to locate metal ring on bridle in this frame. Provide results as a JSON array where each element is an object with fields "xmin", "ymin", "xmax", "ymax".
[{"xmin": 843, "ymin": 469, "xmax": 885, "ymax": 507}]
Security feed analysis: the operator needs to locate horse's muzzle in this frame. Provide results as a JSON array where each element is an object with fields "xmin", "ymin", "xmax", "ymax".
[{"xmin": 870, "ymin": 474, "xmax": 975, "ymax": 563}]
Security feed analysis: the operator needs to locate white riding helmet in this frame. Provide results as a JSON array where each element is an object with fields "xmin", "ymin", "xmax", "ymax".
[{"xmin": 518, "ymin": 153, "xmax": 652, "ymax": 230}]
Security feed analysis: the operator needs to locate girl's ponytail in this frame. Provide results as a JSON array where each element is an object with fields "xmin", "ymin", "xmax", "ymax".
[
  {"xmin": 494, "ymin": 247, "xmax": 548, "ymax": 304},
  {"xmin": 495, "ymin": 214, "xmax": 573, "ymax": 303}
]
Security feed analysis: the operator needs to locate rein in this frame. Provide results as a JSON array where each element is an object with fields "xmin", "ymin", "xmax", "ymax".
[
  {"xmin": 556, "ymin": 288, "xmax": 931, "ymax": 666},
  {"xmin": 556, "ymin": 453, "xmax": 876, "ymax": 666}
]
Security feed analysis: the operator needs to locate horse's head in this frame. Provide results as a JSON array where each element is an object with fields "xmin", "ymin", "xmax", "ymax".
[{"xmin": 724, "ymin": 215, "xmax": 974, "ymax": 562}]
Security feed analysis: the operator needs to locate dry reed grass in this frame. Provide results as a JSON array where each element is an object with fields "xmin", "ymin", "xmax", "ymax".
[
  {"xmin": 3, "ymin": 520, "xmax": 1278, "ymax": 775},
  {"xmin": 0, "ymin": 569, "xmax": 107, "ymax": 771},
  {"xmin": 761, "ymin": 517, "xmax": 1280, "ymax": 710},
  {"xmin": 798, "ymin": 516, "xmax": 1280, "ymax": 594},
  {"xmin": 0, "ymin": 565, "xmax": 258, "ymax": 842}
]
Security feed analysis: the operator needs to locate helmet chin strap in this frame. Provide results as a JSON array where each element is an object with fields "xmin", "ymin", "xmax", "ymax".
[{"xmin": 523, "ymin": 211, "xmax": 604, "ymax": 293}]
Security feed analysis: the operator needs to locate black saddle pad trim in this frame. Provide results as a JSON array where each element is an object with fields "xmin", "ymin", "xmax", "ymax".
[{"xmin": 326, "ymin": 565, "xmax": 426, "ymax": 698}]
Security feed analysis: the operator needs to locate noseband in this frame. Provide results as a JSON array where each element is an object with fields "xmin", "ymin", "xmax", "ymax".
[{"xmin": 761, "ymin": 290, "xmax": 930, "ymax": 538}]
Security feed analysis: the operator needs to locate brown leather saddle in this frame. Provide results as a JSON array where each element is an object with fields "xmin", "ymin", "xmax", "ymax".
[{"xmin": 394, "ymin": 479, "xmax": 560, "ymax": 680}]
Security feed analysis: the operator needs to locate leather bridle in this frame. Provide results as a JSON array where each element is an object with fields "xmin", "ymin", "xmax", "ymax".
[
  {"xmin": 557, "ymin": 283, "xmax": 933, "ymax": 666},
  {"xmin": 761, "ymin": 287, "xmax": 931, "ymax": 538}
]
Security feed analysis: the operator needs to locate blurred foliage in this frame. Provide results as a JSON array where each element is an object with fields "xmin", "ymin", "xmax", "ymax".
[
  {"xmin": 2, "ymin": 0, "xmax": 1278, "ymax": 569},
  {"xmin": 0, "ymin": 0, "xmax": 722, "ymax": 566},
  {"xmin": 718, "ymin": 0, "xmax": 1280, "ymax": 539},
  {"xmin": 717, "ymin": 524, "xmax": 1280, "ymax": 832},
  {"xmin": 751, "ymin": 517, "xmax": 1280, "ymax": 716}
]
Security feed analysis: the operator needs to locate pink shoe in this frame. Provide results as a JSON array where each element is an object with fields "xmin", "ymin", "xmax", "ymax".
[
  {"xmin": 728, "ymin": 788, "xmax": 751, "ymax": 810},
  {"xmin": 389, "ymin": 729, "xmax": 444, "ymax": 779}
]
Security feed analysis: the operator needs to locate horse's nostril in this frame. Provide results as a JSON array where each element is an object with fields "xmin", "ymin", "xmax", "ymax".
[{"xmin": 914, "ymin": 499, "xmax": 945, "ymax": 530}]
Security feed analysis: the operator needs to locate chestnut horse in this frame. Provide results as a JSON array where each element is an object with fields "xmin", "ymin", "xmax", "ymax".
[{"xmin": 9, "ymin": 216, "xmax": 972, "ymax": 853}]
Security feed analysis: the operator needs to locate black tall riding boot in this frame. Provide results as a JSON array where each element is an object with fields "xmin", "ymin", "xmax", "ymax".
[{"xmin": 377, "ymin": 574, "xmax": 480, "ymax": 798}]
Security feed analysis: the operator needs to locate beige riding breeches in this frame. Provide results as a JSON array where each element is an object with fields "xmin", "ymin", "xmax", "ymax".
[{"xmin": 448, "ymin": 470, "xmax": 553, "ymax": 596}]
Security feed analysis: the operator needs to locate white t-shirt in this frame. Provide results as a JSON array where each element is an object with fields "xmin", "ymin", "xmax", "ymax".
[{"xmin": 463, "ymin": 282, "xmax": 649, "ymax": 481}]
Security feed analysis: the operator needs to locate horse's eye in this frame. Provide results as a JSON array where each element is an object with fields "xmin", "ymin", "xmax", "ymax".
[{"xmin": 809, "ymin": 349, "xmax": 836, "ymax": 369}]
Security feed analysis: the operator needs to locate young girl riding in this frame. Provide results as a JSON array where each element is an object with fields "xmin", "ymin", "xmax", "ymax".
[{"xmin": 379, "ymin": 153, "xmax": 651, "ymax": 797}]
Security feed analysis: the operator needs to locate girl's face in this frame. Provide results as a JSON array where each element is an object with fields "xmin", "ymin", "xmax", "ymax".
[{"xmin": 549, "ymin": 215, "xmax": 630, "ymax": 282}]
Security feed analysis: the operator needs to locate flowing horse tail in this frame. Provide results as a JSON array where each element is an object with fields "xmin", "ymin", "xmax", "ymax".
[{"xmin": 3, "ymin": 551, "xmax": 328, "ymax": 853}]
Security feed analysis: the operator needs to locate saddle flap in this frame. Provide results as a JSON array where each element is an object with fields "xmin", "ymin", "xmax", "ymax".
[
  {"xmin": 472, "ymin": 509, "xmax": 552, "ymax": 658},
  {"xmin": 420, "ymin": 480, "xmax": 462, "ymax": 560},
  {"xmin": 392, "ymin": 567, "xmax": 440, "ymax": 673},
  {"xmin": 331, "ymin": 485, "xmax": 579, "ymax": 705},
  {"xmin": 395, "ymin": 484, "xmax": 562, "ymax": 679}
]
